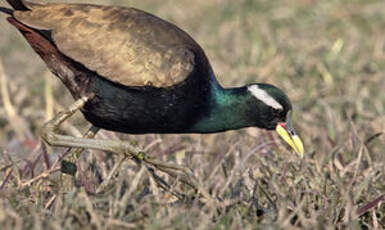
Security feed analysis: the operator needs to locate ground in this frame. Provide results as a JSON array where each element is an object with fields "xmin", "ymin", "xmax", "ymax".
[{"xmin": 0, "ymin": 0, "xmax": 384, "ymax": 229}]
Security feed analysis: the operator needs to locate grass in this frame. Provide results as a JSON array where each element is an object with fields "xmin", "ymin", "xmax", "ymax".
[{"xmin": 0, "ymin": 0, "xmax": 385, "ymax": 229}]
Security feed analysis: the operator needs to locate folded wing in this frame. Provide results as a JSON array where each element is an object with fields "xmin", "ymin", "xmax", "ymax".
[{"xmin": 13, "ymin": 1, "xmax": 199, "ymax": 87}]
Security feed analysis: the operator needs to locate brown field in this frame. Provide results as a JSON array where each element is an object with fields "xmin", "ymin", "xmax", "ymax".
[{"xmin": 0, "ymin": 0, "xmax": 384, "ymax": 229}]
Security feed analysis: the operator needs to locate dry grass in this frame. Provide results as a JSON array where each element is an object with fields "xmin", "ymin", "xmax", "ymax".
[{"xmin": 0, "ymin": 0, "xmax": 385, "ymax": 229}]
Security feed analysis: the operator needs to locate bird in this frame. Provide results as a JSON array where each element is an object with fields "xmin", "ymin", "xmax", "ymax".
[{"xmin": 0, "ymin": 0, "xmax": 304, "ymax": 157}]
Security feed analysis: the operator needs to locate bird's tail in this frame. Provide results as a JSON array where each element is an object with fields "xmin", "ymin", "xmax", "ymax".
[
  {"xmin": 0, "ymin": 0, "xmax": 29, "ymax": 15},
  {"xmin": 5, "ymin": 0, "xmax": 29, "ymax": 11},
  {"xmin": 0, "ymin": 7, "xmax": 12, "ymax": 15}
]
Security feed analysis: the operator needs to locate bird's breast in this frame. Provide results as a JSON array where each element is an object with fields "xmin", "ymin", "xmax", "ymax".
[{"xmin": 81, "ymin": 74, "xmax": 211, "ymax": 134}]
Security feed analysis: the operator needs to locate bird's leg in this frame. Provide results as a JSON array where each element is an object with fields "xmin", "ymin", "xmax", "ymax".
[
  {"xmin": 40, "ymin": 97, "xmax": 217, "ymax": 206},
  {"xmin": 40, "ymin": 96, "xmax": 143, "ymax": 155},
  {"xmin": 58, "ymin": 125, "xmax": 100, "ymax": 176},
  {"xmin": 68, "ymin": 125, "xmax": 101, "ymax": 159}
]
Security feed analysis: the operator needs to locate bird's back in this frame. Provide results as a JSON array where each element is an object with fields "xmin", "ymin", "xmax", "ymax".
[{"xmin": 12, "ymin": 1, "xmax": 210, "ymax": 88}]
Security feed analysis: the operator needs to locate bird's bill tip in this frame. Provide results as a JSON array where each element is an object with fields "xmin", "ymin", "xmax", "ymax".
[{"xmin": 275, "ymin": 123, "xmax": 304, "ymax": 158}]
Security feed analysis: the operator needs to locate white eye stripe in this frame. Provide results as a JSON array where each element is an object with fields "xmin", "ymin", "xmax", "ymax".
[{"xmin": 247, "ymin": 85, "xmax": 283, "ymax": 110}]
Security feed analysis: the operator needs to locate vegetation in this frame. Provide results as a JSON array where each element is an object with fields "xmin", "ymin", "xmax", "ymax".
[{"xmin": 0, "ymin": 0, "xmax": 384, "ymax": 229}]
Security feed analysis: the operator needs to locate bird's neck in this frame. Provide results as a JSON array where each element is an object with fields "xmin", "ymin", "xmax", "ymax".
[{"xmin": 189, "ymin": 81, "xmax": 252, "ymax": 133}]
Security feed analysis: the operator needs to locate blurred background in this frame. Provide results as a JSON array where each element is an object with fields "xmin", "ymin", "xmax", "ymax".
[{"xmin": 0, "ymin": 0, "xmax": 384, "ymax": 229}]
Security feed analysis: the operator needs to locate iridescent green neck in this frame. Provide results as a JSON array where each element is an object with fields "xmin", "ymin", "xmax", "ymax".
[{"xmin": 188, "ymin": 83, "xmax": 252, "ymax": 133}]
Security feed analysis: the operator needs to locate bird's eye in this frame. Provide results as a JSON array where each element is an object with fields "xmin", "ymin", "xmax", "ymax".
[
  {"xmin": 272, "ymin": 109, "xmax": 286, "ymax": 122},
  {"xmin": 282, "ymin": 112, "xmax": 288, "ymax": 121}
]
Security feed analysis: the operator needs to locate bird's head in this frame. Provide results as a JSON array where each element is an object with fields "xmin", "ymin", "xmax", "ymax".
[{"xmin": 246, "ymin": 83, "xmax": 304, "ymax": 157}]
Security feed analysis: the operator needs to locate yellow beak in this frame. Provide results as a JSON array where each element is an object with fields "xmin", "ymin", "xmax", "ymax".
[{"xmin": 276, "ymin": 123, "xmax": 304, "ymax": 158}]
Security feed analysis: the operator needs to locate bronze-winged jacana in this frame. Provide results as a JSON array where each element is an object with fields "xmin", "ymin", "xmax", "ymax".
[{"xmin": 0, "ymin": 0, "xmax": 304, "ymax": 157}]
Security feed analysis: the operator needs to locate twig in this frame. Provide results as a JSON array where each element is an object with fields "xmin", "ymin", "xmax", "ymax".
[
  {"xmin": 44, "ymin": 194, "xmax": 57, "ymax": 209},
  {"xmin": 0, "ymin": 168, "xmax": 13, "ymax": 190},
  {"xmin": 20, "ymin": 167, "xmax": 61, "ymax": 188},
  {"xmin": 44, "ymin": 71, "xmax": 54, "ymax": 120},
  {"xmin": 96, "ymin": 156, "xmax": 127, "ymax": 194},
  {"xmin": 0, "ymin": 58, "xmax": 29, "ymax": 141},
  {"xmin": 141, "ymin": 155, "xmax": 218, "ymax": 207}
]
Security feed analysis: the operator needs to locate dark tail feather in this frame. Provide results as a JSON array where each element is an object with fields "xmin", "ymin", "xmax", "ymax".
[
  {"xmin": 1, "ymin": 0, "xmax": 29, "ymax": 16},
  {"xmin": 5, "ymin": 0, "xmax": 29, "ymax": 10},
  {"xmin": 0, "ymin": 7, "xmax": 13, "ymax": 15}
]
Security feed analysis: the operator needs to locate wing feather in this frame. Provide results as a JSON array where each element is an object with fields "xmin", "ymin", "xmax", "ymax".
[{"xmin": 13, "ymin": 2, "xmax": 197, "ymax": 87}]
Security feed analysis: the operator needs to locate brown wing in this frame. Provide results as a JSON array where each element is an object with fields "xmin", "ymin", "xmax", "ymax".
[{"xmin": 13, "ymin": 1, "xmax": 198, "ymax": 87}]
